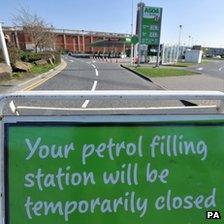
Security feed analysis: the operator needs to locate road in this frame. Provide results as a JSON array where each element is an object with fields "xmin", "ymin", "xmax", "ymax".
[
  {"xmin": 7, "ymin": 55, "xmax": 184, "ymax": 115},
  {"xmin": 188, "ymin": 60, "xmax": 224, "ymax": 79}
]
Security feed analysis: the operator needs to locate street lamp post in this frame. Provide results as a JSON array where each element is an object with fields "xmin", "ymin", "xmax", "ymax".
[
  {"xmin": 191, "ymin": 37, "xmax": 194, "ymax": 47},
  {"xmin": 0, "ymin": 22, "xmax": 11, "ymax": 66},
  {"xmin": 178, "ymin": 25, "xmax": 182, "ymax": 46},
  {"xmin": 130, "ymin": 0, "xmax": 134, "ymax": 66},
  {"xmin": 137, "ymin": 2, "xmax": 145, "ymax": 67},
  {"xmin": 188, "ymin": 35, "xmax": 191, "ymax": 48},
  {"xmin": 177, "ymin": 25, "xmax": 183, "ymax": 61}
]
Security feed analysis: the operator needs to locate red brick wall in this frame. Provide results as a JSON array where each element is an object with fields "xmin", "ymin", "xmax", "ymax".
[
  {"xmin": 17, "ymin": 32, "xmax": 26, "ymax": 50},
  {"xmin": 5, "ymin": 29, "xmax": 130, "ymax": 53},
  {"xmin": 55, "ymin": 35, "xmax": 64, "ymax": 49},
  {"xmin": 65, "ymin": 35, "xmax": 74, "ymax": 51}
]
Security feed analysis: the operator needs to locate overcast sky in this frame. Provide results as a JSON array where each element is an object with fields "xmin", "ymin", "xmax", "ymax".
[{"xmin": 1, "ymin": 0, "xmax": 224, "ymax": 47}]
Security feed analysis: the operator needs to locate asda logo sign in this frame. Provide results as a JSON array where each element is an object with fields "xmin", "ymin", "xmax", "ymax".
[{"xmin": 143, "ymin": 7, "xmax": 161, "ymax": 19}]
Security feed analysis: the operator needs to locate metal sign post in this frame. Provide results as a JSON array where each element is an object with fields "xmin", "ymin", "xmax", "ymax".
[
  {"xmin": 137, "ymin": 3, "xmax": 144, "ymax": 66},
  {"xmin": 139, "ymin": 6, "xmax": 163, "ymax": 67},
  {"xmin": 130, "ymin": 36, "xmax": 139, "ymax": 66}
]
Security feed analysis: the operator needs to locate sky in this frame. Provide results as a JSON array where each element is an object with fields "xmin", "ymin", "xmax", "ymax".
[{"xmin": 1, "ymin": 0, "xmax": 224, "ymax": 47}]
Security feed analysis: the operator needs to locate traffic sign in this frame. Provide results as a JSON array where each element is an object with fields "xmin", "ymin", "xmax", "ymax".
[
  {"xmin": 141, "ymin": 6, "xmax": 163, "ymax": 45},
  {"xmin": 131, "ymin": 35, "xmax": 139, "ymax": 44}
]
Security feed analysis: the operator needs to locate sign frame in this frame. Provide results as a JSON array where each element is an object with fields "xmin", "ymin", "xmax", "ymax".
[
  {"xmin": 141, "ymin": 6, "xmax": 163, "ymax": 45},
  {"xmin": 2, "ymin": 113, "xmax": 224, "ymax": 224}
]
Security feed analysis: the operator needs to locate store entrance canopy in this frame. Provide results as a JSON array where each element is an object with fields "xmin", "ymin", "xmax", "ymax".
[{"xmin": 90, "ymin": 37, "xmax": 131, "ymax": 47}]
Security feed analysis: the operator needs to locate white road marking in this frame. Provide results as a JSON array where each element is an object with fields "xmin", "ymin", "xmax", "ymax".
[
  {"xmin": 81, "ymin": 81, "xmax": 98, "ymax": 108},
  {"xmin": 81, "ymin": 100, "xmax": 90, "ymax": 108},
  {"xmin": 197, "ymin": 67, "xmax": 203, "ymax": 71},
  {"xmin": 91, "ymin": 80, "xmax": 98, "ymax": 91},
  {"xmin": 69, "ymin": 59, "xmax": 74, "ymax": 62},
  {"xmin": 72, "ymin": 59, "xmax": 98, "ymax": 108},
  {"xmin": 9, "ymin": 101, "xmax": 20, "ymax": 116},
  {"xmin": 218, "ymin": 66, "xmax": 224, "ymax": 71},
  {"xmin": 90, "ymin": 64, "xmax": 98, "ymax": 76},
  {"xmin": 95, "ymin": 68, "xmax": 99, "ymax": 76}
]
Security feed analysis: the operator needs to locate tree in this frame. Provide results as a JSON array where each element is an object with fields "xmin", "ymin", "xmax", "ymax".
[{"xmin": 12, "ymin": 7, "xmax": 56, "ymax": 52}]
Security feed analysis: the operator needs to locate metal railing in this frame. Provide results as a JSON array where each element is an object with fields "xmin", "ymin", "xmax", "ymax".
[{"xmin": 0, "ymin": 90, "xmax": 223, "ymax": 116}]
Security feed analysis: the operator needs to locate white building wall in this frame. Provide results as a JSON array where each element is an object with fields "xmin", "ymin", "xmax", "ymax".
[{"xmin": 185, "ymin": 50, "xmax": 203, "ymax": 63}]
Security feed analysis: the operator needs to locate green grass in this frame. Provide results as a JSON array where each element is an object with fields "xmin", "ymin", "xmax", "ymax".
[
  {"xmin": 12, "ymin": 62, "xmax": 59, "ymax": 79},
  {"xmin": 166, "ymin": 60, "xmax": 212, "ymax": 67},
  {"xmin": 204, "ymin": 57, "xmax": 224, "ymax": 60},
  {"xmin": 166, "ymin": 62, "xmax": 195, "ymax": 67},
  {"xmin": 201, "ymin": 59, "xmax": 212, "ymax": 64},
  {"xmin": 12, "ymin": 72, "xmax": 22, "ymax": 78},
  {"xmin": 30, "ymin": 63, "xmax": 59, "ymax": 74},
  {"xmin": 129, "ymin": 66, "xmax": 197, "ymax": 78}
]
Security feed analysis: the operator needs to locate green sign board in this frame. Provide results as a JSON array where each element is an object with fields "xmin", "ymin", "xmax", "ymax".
[
  {"xmin": 141, "ymin": 6, "xmax": 162, "ymax": 45},
  {"xmin": 5, "ymin": 120, "xmax": 224, "ymax": 223},
  {"xmin": 131, "ymin": 35, "xmax": 139, "ymax": 45}
]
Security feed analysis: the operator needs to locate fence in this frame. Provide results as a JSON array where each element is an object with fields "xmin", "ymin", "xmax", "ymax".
[{"xmin": 162, "ymin": 44, "xmax": 188, "ymax": 64}]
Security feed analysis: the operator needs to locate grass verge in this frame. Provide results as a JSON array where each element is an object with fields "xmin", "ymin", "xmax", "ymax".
[
  {"xmin": 128, "ymin": 66, "xmax": 197, "ymax": 78},
  {"xmin": 201, "ymin": 59, "xmax": 212, "ymax": 64},
  {"xmin": 166, "ymin": 60, "xmax": 211, "ymax": 67},
  {"xmin": 166, "ymin": 62, "xmax": 195, "ymax": 67},
  {"xmin": 30, "ymin": 63, "xmax": 59, "ymax": 74},
  {"xmin": 12, "ymin": 62, "xmax": 59, "ymax": 79}
]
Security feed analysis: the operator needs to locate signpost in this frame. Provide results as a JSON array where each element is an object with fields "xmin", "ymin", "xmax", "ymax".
[
  {"xmin": 137, "ymin": 5, "xmax": 163, "ymax": 67},
  {"xmin": 3, "ymin": 115, "xmax": 224, "ymax": 223},
  {"xmin": 131, "ymin": 35, "xmax": 138, "ymax": 45},
  {"xmin": 130, "ymin": 36, "xmax": 138, "ymax": 65}
]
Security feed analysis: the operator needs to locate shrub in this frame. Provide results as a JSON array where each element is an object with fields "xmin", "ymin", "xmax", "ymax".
[
  {"xmin": 58, "ymin": 49, "xmax": 69, "ymax": 55},
  {"xmin": 37, "ymin": 51, "xmax": 61, "ymax": 63},
  {"xmin": 20, "ymin": 51, "xmax": 42, "ymax": 62},
  {"xmin": 52, "ymin": 51, "xmax": 61, "ymax": 63},
  {"xmin": 20, "ymin": 51, "xmax": 61, "ymax": 63}
]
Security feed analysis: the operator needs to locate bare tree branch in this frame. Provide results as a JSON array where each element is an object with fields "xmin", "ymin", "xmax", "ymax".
[{"xmin": 12, "ymin": 7, "xmax": 56, "ymax": 52}]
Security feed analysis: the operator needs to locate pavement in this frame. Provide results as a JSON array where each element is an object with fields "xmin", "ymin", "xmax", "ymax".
[
  {"xmin": 150, "ymin": 60, "xmax": 224, "ymax": 106},
  {"xmin": 186, "ymin": 59, "xmax": 224, "ymax": 79},
  {"xmin": 151, "ymin": 74, "xmax": 224, "ymax": 91}
]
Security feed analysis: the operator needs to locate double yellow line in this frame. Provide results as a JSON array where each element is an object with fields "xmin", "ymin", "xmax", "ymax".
[{"xmin": 22, "ymin": 61, "xmax": 67, "ymax": 91}]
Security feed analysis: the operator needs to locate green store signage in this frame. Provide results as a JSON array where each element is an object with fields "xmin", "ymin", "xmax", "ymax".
[
  {"xmin": 141, "ymin": 6, "xmax": 163, "ymax": 45},
  {"xmin": 5, "ymin": 121, "xmax": 224, "ymax": 223}
]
